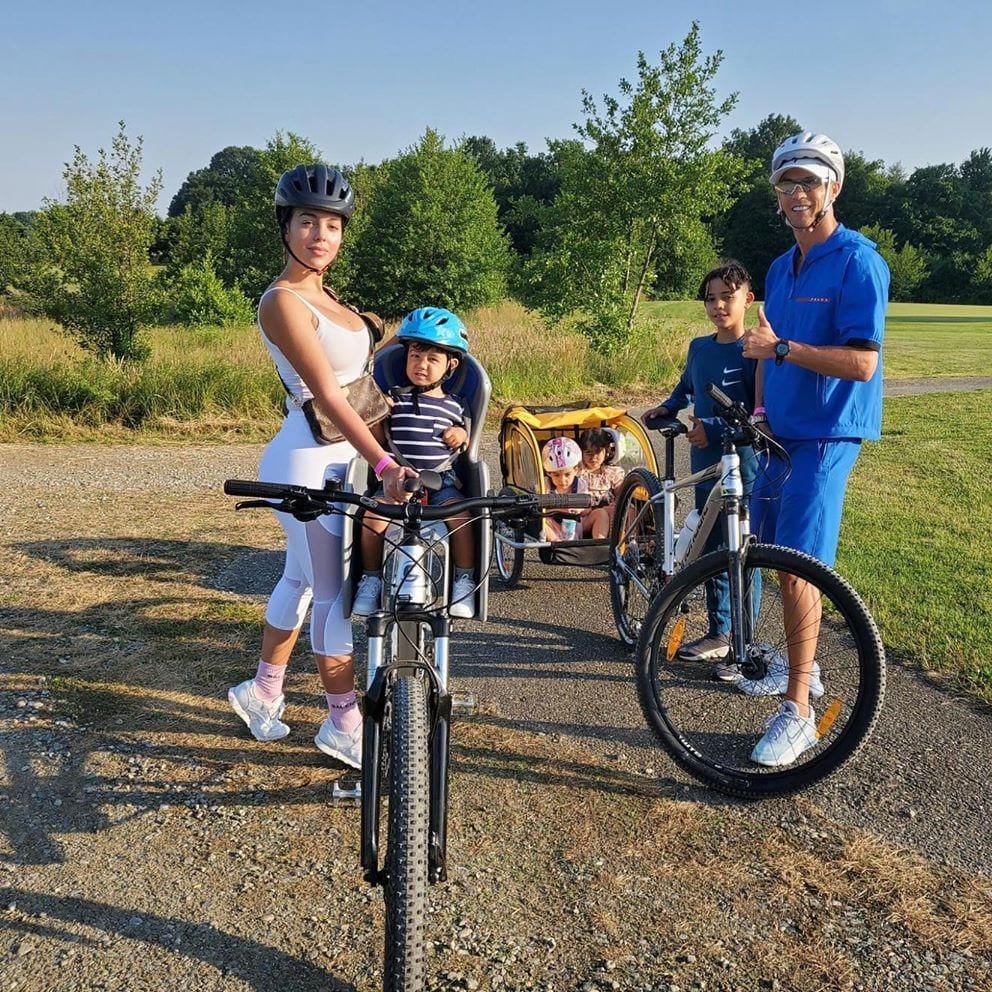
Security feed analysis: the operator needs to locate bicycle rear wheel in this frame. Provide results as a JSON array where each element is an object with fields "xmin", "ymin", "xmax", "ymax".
[
  {"xmin": 383, "ymin": 673, "xmax": 431, "ymax": 991},
  {"xmin": 609, "ymin": 468, "xmax": 664, "ymax": 647},
  {"xmin": 635, "ymin": 543, "xmax": 885, "ymax": 798}
]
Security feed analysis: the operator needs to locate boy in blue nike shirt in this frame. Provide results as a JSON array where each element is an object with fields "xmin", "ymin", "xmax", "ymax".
[{"xmin": 642, "ymin": 260, "xmax": 759, "ymax": 665}]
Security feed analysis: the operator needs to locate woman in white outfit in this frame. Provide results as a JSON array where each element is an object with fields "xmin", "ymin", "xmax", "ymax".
[{"xmin": 228, "ymin": 164, "xmax": 415, "ymax": 768}]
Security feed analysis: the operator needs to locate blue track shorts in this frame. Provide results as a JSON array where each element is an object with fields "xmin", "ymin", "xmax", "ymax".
[{"xmin": 750, "ymin": 438, "xmax": 862, "ymax": 567}]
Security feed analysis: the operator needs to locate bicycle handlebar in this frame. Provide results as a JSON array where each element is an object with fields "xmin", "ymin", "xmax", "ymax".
[{"xmin": 223, "ymin": 479, "xmax": 592, "ymax": 521}]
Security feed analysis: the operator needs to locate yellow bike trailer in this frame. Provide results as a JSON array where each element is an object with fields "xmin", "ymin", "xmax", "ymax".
[{"xmin": 492, "ymin": 401, "xmax": 657, "ymax": 585}]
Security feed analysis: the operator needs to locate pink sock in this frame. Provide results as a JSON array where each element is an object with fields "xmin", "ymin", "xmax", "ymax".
[
  {"xmin": 326, "ymin": 691, "xmax": 362, "ymax": 733},
  {"xmin": 254, "ymin": 661, "xmax": 287, "ymax": 702}
]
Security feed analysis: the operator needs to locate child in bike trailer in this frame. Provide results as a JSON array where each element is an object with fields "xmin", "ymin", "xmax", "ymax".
[
  {"xmin": 540, "ymin": 437, "xmax": 611, "ymax": 540},
  {"xmin": 577, "ymin": 428, "xmax": 626, "ymax": 521},
  {"xmin": 642, "ymin": 259, "xmax": 760, "ymax": 667},
  {"xmin": 352, "ymin": 307, "xmax": 478, "ymax": 619}
]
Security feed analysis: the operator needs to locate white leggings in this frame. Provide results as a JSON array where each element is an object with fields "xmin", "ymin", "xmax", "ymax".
[{"xmin": 259, "ymin": 411, "xmax": 355, "ymax": 656}]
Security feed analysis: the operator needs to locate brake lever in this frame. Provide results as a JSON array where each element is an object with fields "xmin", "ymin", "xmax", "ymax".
[{"xmin": 234, "ymin": 499, "xmax": 276, "ymax": 511}]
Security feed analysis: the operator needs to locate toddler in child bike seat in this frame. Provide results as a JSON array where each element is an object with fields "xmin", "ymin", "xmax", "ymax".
[{"xmin": 352, "ymin": 307, "xmax": 478, "ymax": 620}]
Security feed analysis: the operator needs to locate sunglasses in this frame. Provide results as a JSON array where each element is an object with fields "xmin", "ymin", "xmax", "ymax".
[{"xmin": 772, "ymin": 176, "xmax": 826, "ymax": 195}]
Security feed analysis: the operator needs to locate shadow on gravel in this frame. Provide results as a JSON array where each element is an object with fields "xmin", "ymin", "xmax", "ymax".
[
  {"xmin": 15, "ymin": 537, "xmax": 282, "ymax": 597},
  {"xmin": 0, "ymin": 888, "xmax": 357, "ymax": 991},
  {"xmin": 451, "ymin": 734, "xmax": 678, "ymax": 800}
]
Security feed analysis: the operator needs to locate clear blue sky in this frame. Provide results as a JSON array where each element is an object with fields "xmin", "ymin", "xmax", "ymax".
[{"xmin": 2, "ymin": 0, "xmax": 989, "ymax": 214}]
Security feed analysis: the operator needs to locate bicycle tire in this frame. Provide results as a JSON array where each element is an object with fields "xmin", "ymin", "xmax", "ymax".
[
  {"xmin": 382, "ymin": 673, "xmax": 431, "ymax": 991},
  {"xmin": 609, "ymin": 468, "xmax": 665, "ymax": 647},
  {"xmin": 635, "ymin": 543, "xmax": 885, "ymax": 798},
  {"xmin": 493, "ymin": 522, "xmax": 524, "ymax": 587}
]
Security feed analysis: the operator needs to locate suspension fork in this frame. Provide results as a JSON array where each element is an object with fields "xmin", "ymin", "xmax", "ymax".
[{"xmin": 359, "ymin": 613, "xmax": 453, "ymax": 886}]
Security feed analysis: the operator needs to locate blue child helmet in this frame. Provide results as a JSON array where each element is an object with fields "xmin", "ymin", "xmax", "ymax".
[{"xmin": 396, "ymin": 307, "xmax": 469, "ymax": 355}]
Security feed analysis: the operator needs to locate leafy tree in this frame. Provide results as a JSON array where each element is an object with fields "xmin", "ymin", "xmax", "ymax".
[
  {"xmin": 0, "ymin": 212, "xmax": 39, "ymax": 296},
  {"xmin": 461, "ymin": 136, "xmax": 565, "ymax": 256},
  {"xmin": 344, "ymin": 129, "xmax": 510, "ymax": 317},
  {"xmin": 860, "ymin": 225, "xmax": 928, "ymax": 302},
  {"xmin": 526, "ymin": 23, "xmax": 743, "ymax": 352},
  {"xmin": 157, "ymin": 253, "xmax": 254, "ymax": 326},
  {"xmin": 167, "ymin": 146, "xmax": 264, "ymax": 218},
  {"xmin": 28, "ymin": 122, "xmax": 162, "ymax": 361}
]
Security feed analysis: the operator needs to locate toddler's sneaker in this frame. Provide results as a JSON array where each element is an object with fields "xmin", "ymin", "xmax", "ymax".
[
  {"xmin": 449, "ymin": 574, "xmax": 476, "ymax": 619},
  {"xmin": 228, "ymin": 679, "xmax": 290, "ymax": 742},
  {"xmin": 314, "ymin": 716, "xmax": 362, "ymax": 769},
  {"xmin": 352, "ymin": 574, "xmax": 383, "ymax": 617},
  {"xmin": 750, "ymin": 700, "xmax": 818, "ymax": 767},
  {"xmin": 736, "ymin": 646, "xmax": 824, "ymax": 699}
]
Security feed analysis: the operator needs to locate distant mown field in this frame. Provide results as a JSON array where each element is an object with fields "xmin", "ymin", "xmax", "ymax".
[{"xmin": 1, "ymin": 300, "xmax": 990, "ymax": 441}]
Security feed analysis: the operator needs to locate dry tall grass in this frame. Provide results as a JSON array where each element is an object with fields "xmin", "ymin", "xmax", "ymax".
[{"xmin": 0, "ymin": 300, "xmax": 700, "ymax": 440}]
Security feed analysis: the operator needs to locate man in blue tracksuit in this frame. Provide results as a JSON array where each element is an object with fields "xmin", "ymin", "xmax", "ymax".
[{"xmin": 741, "ymin": 132, "xmax": 890, "ymax": 767}]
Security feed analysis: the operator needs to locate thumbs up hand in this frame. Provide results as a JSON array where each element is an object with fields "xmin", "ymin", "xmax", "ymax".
[{"xmin": 742, "ymin": 305, "xmax": 778, "ymax": 359}]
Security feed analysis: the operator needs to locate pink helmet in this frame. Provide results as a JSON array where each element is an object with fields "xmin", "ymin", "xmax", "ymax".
[{"xmin": 542, "ymin": 436, "xmax": 582, "ymax": 471}]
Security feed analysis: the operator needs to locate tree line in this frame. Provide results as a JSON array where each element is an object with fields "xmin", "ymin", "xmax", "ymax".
[{"xmin": 2, "ymin": 23, "xmax": 989, "ymax": 362}]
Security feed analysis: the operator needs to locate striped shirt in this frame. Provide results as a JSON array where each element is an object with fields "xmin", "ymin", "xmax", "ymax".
[{"xmin": 389, "ymin": 392, "xmax": 467, "ymax": 470}]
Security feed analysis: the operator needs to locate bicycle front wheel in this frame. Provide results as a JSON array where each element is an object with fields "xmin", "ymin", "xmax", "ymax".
[
  {"xmin": 609, "ymin": 468, "xmax": 664, "ymax": 647},
  {"xmin": 635, "ymin": 543, "xmax": 885, "ymax": 798},
  {"xmin": 383, "ymin": 673, "xmax": 431, "ymax": 991}
]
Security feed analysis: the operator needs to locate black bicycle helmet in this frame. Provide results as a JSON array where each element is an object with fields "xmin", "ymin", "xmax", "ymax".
[{"xmin": 274, "ymin": 164, "xmax": 355, "ymax": 228}]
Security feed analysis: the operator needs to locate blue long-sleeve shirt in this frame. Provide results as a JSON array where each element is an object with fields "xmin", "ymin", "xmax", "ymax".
[{"xmin": 658, "ymin": 334, "xmax": 758, "ymax": 472}]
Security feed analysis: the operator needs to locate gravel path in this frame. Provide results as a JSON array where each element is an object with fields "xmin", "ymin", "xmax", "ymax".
[{"xmin": 1, "ymin": 374, "xmax": 990, "ymax": 992}]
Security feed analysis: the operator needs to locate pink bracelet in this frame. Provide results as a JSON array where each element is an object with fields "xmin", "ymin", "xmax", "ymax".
[
  {"xmin": 374, "ymin": 455, "xmax": 396, "ymax": 479},
  {"xmin": 753, "ymin": 406, "xmax": 766, "ymax": 415}
]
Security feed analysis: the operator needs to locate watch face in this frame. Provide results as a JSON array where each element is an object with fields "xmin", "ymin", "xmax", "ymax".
[{"xmin": 775, "ymin": 340, "xmax": 789, "ymax": 356}]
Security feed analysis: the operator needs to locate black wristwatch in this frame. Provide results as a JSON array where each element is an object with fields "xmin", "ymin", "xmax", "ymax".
[{"xmin": 774, "ymin": 338, "xmax": 791, "ymax": 366}]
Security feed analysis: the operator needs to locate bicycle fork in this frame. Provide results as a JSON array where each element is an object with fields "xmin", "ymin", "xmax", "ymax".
[
  {"xmin": 719, "ymin": 443, "xmax": 754, "ymax": 668},
  {"xmin": 359, "ymin": 613, "xmax": 454, "ymax": 887}
]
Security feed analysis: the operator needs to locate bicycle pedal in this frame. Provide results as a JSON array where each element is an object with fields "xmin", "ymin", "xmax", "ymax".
[
  {"xmin": 331, "ymin": 778, "xmax": 362, "ymax": 805},
  {"xmin": 450, "ymin": 691, "xmax": 478, "ymax": 717}
]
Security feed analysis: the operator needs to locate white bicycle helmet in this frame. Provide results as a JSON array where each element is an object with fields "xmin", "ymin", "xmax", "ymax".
[
  {"xmin": 602, "ymin": 427, "xmax": 626, "ymax": 465},
  {"xmin": 542, "ymin": 436, "xmax": 582, "ymax": 472},
  {"xmin": 770, "ymin": 132, "xmax": 845, "ymax": 187}
]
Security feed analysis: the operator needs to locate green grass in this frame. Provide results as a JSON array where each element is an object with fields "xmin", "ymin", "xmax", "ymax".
[
  {"xmin": 838, "ymin": 389, "xmax": 992, "ymax": 702},
  {"xmin": 643, "ymin": 300, "xmax": 992, "ymax": 381}
]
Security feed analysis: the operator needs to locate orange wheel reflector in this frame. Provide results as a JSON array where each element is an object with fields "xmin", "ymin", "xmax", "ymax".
[
  {"xmin": 633, "ymin": 486, "xmax": 649, "ymax": 501},
  {"xmin": 817, "ymin": 698, "xmax": 842, "ymax": 739},
  {"xmin": 666, "ymin": 617, "xmax": 687, "ymax": 660}
]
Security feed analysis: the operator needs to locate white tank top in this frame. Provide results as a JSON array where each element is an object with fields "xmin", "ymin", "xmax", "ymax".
[{"xmin": 258, "ymin": 286, "xmax": 370, "ymax": 404}]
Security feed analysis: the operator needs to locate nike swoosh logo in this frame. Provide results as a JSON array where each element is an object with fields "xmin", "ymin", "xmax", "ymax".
[
  {"xmin": 722, "ymin": 378, "xmax": 741, "ymax": 387},
  {"xmin": 722, "ymin": 366, "xmax": 742, "ymax": 375}
]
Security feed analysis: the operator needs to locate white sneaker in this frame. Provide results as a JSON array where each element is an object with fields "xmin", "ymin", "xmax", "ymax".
[
  {"xmin": 314, "ymin": 715, "xmax": 362, "ymax": 769},
  {"xmin": 352, "ymin": 573, "xmax": 383, "ymax": 617},
  {"xmin": 750, "ymin": 700, "xmax": 818, "ymax": 767},
  {"xmin": 736, "ymin": 645, "xmax": 824, "ymax": 699},
  {"xmin": 449, "ymin": 574, "xmax": 476, "ymax": 619},
  {"xmin": 228, "ymin": 679, "xmax": 290, "ymax": 742}
]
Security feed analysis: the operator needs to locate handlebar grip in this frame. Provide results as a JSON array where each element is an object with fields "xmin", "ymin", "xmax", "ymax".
[
  {"xmin": 706, "ymin": 383, "xmax": 733, "ymax": 409},
  {"xmin": 224, "ymin": 479, "xmax": 291, "ymax": 499},
  {"xmin": 537, "ymin": 493, "xmax": 593, "ymax": 510}
]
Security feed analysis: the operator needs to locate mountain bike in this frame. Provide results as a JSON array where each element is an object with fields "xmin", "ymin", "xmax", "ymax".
[
  {"xmin": 224, "ymin": 475, "xmax": 590, "ymax": 991},
  {"xmin": 610, "ymin": 386, "xmax": 886, "ymax": 797}
]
